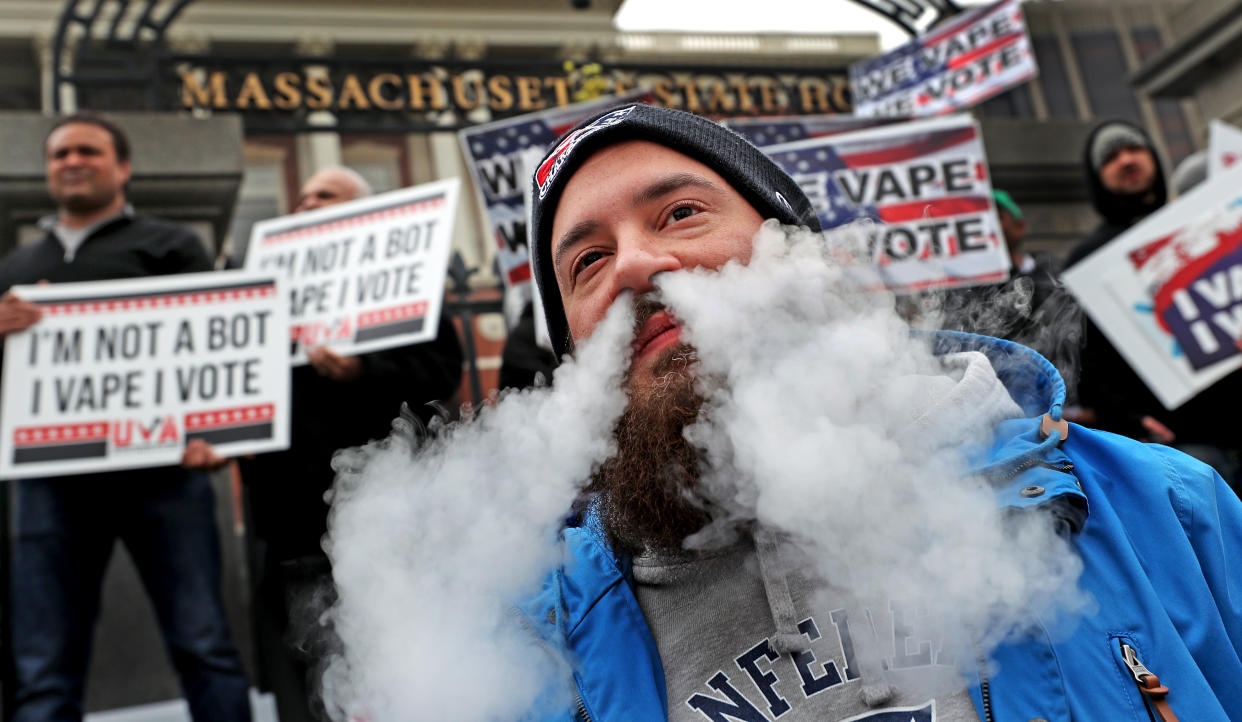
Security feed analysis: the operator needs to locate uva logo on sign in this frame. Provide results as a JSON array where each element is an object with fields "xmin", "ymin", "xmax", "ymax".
[{"xmin": 112, "ymin": 415, "xmax": 180, "ymax": 449}]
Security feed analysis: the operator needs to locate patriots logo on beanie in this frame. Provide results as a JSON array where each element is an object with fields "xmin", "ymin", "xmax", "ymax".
[{"xmin": 536, "ymin": 106, "xmax": 635, "ymax": 200}]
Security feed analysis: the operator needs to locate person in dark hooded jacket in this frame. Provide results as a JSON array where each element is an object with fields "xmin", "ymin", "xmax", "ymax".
[
  {"xmin": 1065, "ymin": 120, "xmax": 1239, "ymax": 488},
  {"xmin": 1066, "ymin": 120, "xmax": 1169, "ymax": 269}
]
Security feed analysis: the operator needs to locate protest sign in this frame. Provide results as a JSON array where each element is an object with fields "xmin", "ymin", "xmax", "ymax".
[
  {"xmin": 458, "ymin": 91, "xmax": 652, "ymax": 326},
  {"xmin": 764, "ymin": 114, "xmax": 1009, "ymax": 292},
  {"xmin": 722, "ymin": 114, "xmax": 899, "ymax": 147},
  {"xmin": 1063, "ymin": 163, "xmax": 1242, "ymax": 409},
  {"xmin": 850, "ymin": 0, "xmax": 1037, "ymax": 118},
  {"xmin": 1208, "ymin": 119, "xmax": 1242, "ymax": 178},
  {"xmin": 0, "ymin": 272, "xmax": 289, "ymax": 479},
  {"xmin": 246, "ymin": 179, "xmax": 459, "ymax": 365}
]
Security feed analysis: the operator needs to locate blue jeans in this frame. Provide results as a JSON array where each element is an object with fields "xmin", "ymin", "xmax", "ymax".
[{"xmin": 9, "ymin": 468, "xmax": 251, "ymax": 722}]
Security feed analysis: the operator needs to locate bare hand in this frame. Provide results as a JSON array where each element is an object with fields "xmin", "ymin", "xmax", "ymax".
[
  {"xmin": 182, "ymin": 439, "xmax": 229, "ymax": 470},
  {"xmin": 0, "ymin": 291, "xmax": 41, "ymax": 336},
  {"xmin": 306, "ymin": 346, "xmax": 362, "ymax": 382},
  {"xmin": 1060, "ymin": 406, "xmax": 1096, "ymax": 425},
  {"xmin": 1141, "ymin": 415, "xmax": 1176, "ymax": 444}
]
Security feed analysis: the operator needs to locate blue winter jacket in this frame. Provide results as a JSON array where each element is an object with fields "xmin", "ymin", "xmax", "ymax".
[{"xmin": 518, "ymin": 332, "xmax": 1242, "ymax": 721}]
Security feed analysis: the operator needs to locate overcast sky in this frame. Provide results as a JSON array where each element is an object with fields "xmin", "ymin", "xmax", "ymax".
[{"xmin": 615, "ymin": 0, "xmax": 989, "ymax": 51}]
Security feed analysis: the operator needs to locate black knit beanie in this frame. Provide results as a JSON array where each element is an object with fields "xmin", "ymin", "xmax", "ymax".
[{"xmin": 529, "ymin": 103, "xmax": 822, "ymax": 359}]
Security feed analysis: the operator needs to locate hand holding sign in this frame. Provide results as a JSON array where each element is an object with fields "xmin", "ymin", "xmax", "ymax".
[
  {"xmin": 181, "ymin": 438, "xmax": 229, "ymax": 470},
  {"xmin": 0, "ymin": 291, "xmax": 42, "ymax": 336},
  {"xmin": 306, "ymin": 347, "xmax": 363, "ymax": 382},
  {"xmin": 1140, "ymin": 415, "xmax": 1176, "ymax": 444}
]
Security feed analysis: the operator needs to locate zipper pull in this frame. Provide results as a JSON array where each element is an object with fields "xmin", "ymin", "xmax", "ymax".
[
  {"xmin": 1120, "ymin": 643, "xmax": 1180, "ymax": 722},
  {"xmin": 1120, "ymin": 643, "xmax": 1152, "ymax": 683}
]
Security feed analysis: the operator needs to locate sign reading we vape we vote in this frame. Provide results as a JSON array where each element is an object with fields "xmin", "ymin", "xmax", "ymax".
[
  {"xmin": 0, "ymin": 272, "xmax": 289, "ymax": 479},
  {"xmin": 849, "ymin": 0, "xmax": 1037, "ymax": 118},
  {"xmin": 763, "ymin": 114, "xmax": 1009, "ymax": 292}
]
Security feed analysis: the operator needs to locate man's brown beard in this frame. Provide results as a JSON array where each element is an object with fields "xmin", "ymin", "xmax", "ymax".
[{"xmin": 585, "ymin": 300, "xmax": 712, "ymax": 555}]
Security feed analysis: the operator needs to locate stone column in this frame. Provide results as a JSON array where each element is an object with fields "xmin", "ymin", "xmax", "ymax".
[{"xmin": 296, "ymin": 34, "xmax": 342, "ymax": 178}]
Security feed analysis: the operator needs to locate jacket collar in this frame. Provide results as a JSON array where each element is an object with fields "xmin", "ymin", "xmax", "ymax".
[
  {"xmin": 38, "ymin": 204, "xmax": 135, "ymax": 245},
  {"xmin": 921, "ymin": 331, "xmax": 1088, "ymax": 532}
]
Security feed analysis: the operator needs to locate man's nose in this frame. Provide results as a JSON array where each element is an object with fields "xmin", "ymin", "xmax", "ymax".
[{"xmin": 609, "ymin": 235, "xmax": 681, "ymax": 296}]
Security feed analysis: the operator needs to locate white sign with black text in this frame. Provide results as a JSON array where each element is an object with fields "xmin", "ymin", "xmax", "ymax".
[
  {"xmin": 246, "ymin": 179, "xmax": 460, "ymax": 365},
  {"xmin": 0, "ymin": 272, "xmax": 290, "ymax": 479}
]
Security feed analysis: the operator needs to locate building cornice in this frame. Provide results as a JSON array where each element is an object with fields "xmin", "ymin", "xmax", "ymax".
[
  {"xmin": 1, "ymin": 0, "xmax": 877, "ymax": 65},
  {"xmin": 0, "ymin": 0, "xmax": 58, "ymax": 38},
  {"xmin": 1132, "ymin": 0, "xmax": 1242, "ymax": 97}
]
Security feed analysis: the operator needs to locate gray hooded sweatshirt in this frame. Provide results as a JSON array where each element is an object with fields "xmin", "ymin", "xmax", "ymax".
[{"xmin": 632, "ymin": 351, "xmax": 1022, "ymax": 721}]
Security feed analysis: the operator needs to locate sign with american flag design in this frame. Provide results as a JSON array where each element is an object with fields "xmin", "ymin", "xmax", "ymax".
[
  {"xmin": 722, "ymin": 114, "xmax": 902, "ymax": 147},
  {"xmin": 0, "ymin": 272, "xmax": 290, "ymax": 479},
  {"xmin": 763, "ymin": 114, "xmax": 1009, "ymax": 292},
  {"xmin": 246, "ymin": 178, "xmax": 459, "ymax": 365},
  {"xmin": 849, "ymin": 0, "xmax": 1037, "ymax": 118}
]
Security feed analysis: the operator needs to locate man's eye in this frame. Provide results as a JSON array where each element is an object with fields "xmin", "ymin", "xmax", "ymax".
[
  {"xmin": 669, "ymin": 205, "xmax": 699, "ymax": 223},
  {"xmin": 574, "ymin": 250, "xmax": 605, "ymax": 277}
]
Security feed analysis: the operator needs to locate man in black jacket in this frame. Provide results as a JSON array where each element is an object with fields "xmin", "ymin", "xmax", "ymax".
[
  {"xmin": 0, "ymin": 114, "xmax": 252, "ymax": 721},
  {"xmin": 1065, "ymin": 120, "xmax": 1239, "ymax": 488}
]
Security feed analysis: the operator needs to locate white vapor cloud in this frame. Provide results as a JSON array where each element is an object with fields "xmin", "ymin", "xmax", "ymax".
[
  {"xmin": 660, "ymin": 221, "xmax": 1087, "ymax": 656},
  {"xmin": 320, "ymin": 298, "xmax": 634, "ymax": 721}
]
